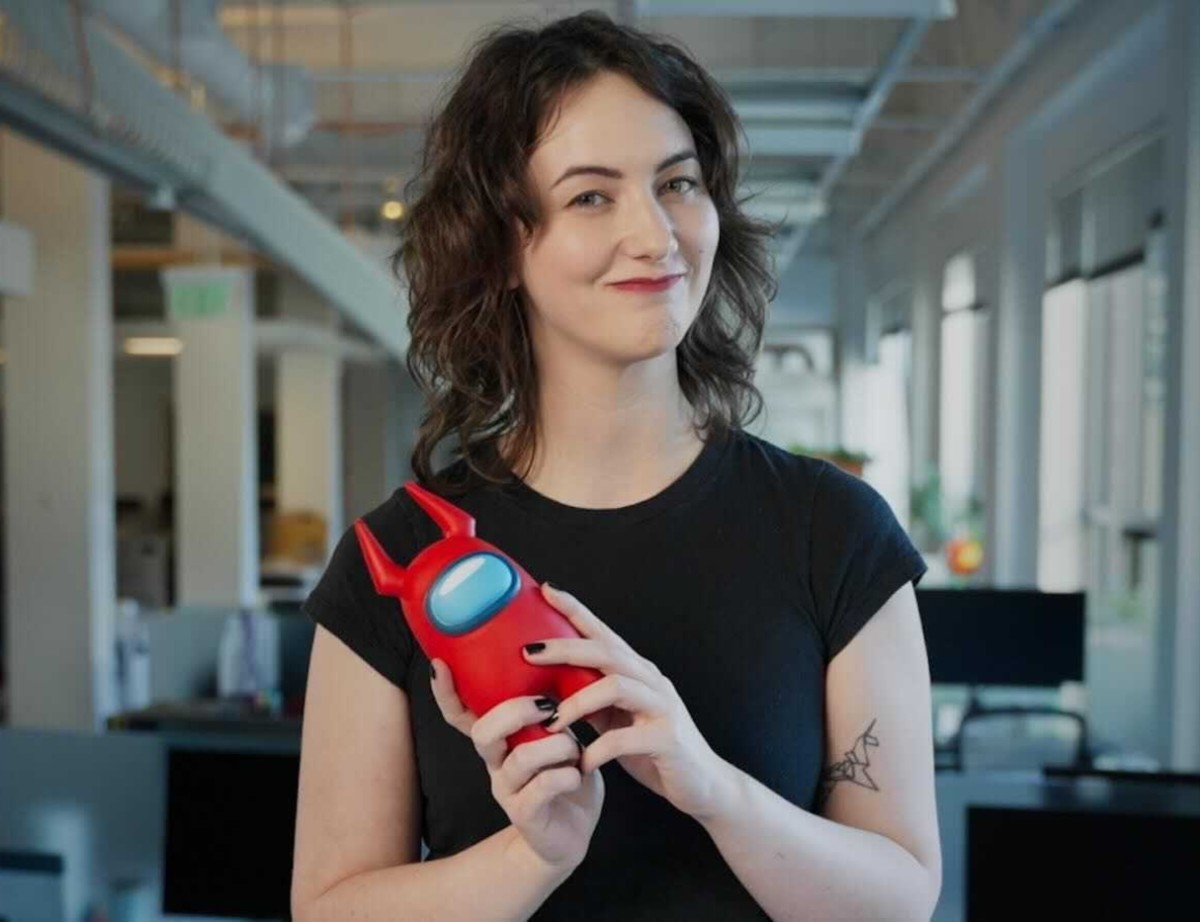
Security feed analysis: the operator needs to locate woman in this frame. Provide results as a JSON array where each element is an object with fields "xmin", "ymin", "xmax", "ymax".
[{"xmin": 292, "ymin": 12, "xmax": 941, "ymax": 921}]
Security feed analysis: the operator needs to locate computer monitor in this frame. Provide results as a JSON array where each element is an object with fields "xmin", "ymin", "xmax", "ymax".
[
  {"xmin": 915, "ymin": 588, "xmax": 1085, "ymax": 687},
  {"xmin": 162, "ymin": 747, "xmax": 299, "ymax": 920},
  {"xmin": 966, "ymin": 805, "xmax": 1200, "ymax": 919}
]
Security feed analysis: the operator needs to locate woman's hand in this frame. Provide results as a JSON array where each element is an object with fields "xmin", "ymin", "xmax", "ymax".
[
  {"xmin": 430, "ymin": 658, "xmax": 605, "ymax": 872},
  {"xmin": 526, "ymin": 583, "xmax": 735, "ymax": 823}
]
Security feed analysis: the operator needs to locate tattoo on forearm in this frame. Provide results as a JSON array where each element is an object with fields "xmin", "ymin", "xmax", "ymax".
[{"xmin": 819, "ymin": 718, "xmax": 880, "ymax": 806}]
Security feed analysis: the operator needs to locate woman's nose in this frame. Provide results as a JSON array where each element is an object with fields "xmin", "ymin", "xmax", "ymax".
[{"xmin": 621, "ymin": 195, "xmax": 679, "ymax": 262}]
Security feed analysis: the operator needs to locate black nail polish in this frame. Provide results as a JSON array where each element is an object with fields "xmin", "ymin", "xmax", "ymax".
[
  {"xmin": 541, "ymin": 711, "xmax": 559, "ymax": 728},
  {"xmin": 534, "ymin": 697, "xmax": 556, "ymax": 712},
  {"xmin": 524, "ymin": 642, "xmax": 546, "ymax": 655},
  {"xmin": 430, "ymin": 662, "xmax": 437, "ymax": 681}
]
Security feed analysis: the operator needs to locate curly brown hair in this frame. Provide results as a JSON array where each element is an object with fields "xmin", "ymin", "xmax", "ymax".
[{"xmin": 396, "ymin": 10, "xmax": 778, "ymax": 493}]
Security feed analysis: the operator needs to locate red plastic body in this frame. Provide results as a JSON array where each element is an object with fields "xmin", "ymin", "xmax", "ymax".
[{"xmin": 354, "ymin": 481, "xmax": 603, "ymax": 751}]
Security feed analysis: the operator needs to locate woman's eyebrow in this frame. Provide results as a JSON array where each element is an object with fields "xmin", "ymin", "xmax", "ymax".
[{"xmin": 550, "ymin": 149, "xmax": 698, "ymax": 189}]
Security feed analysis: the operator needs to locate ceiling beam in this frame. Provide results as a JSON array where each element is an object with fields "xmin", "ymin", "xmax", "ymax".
[
  {"xmin": 308, "ymin": 65, "xmax": 981, "ymax": 87},
  {"xmin": 793, "ymin": 17, "xmax": 933, "ymax": 256},
  {"xmin": 637, "ymin": 0, "xmax": 955, "ymax": 17},
  {"xmin": 744, "ymin": 197, "xmax": 827, "ymax": 225},
  {"xmin": 743, "ymin": 124, "xmax": 859, "ymax": 158},
  {"xmin": 855, "ymin": 0, "xmax": 1087, "ymax": 238},
  {"xmin": 734, "ymin": 96, "xmax": 862, "ymax": 122},
  {"xmin": 0, "ymin": 0, "xmax": 407, "ymax": 358},
  {"xmin": 223, "ymin": 0, "xmax": 955, "ymax": 18}
]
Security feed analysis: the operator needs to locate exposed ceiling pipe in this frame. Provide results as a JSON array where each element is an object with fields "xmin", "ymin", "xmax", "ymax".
[
  {"xmin": 787, "ymin": 17, "xmax": 933, "ymax": 264},
  {"xmin": 636, "ymin": 0, "xmax": 955, "ymax": 16},
  {"xmin": 90, "ymin": 0, "xmax": 315, "ymax": 148},
  {"xmin": 853, "ymin": 0, "xmax": 1086, "ymax": 241},
  {"xmin": 0, "ymin": 0, "xmax": 404, "ymax": 357}
]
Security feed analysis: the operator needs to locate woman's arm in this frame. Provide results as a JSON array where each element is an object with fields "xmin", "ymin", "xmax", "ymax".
[
  {"xmin": 695, "ymin": 582, "xmax": 942, "ymax": 922},
  {"xmin": 291, "ymin": 626, "xmax": 574, "ymax": 922},
  {"xmin": 298, "ymin": 825, "xmax": 572, "ymax": 922}
]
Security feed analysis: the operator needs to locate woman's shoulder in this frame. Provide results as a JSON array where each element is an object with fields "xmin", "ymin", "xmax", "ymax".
[
  {"xmin": 720, "ymin": 431, "xmax": 902, "ymax": 538},
  {"xmin": 722, "ymin": 429, "xmax": 832, "ymax": 492}
]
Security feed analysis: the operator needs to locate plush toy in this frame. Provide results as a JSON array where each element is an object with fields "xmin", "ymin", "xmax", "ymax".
[{"xmin": 355, "ymin": 481, "xmax": 603, "ymax": 750}]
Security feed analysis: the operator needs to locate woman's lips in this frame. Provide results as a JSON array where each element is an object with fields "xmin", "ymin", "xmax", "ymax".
[{"xmin": 609, "ymin": 274, "xmax": 684, "ymax": 293}]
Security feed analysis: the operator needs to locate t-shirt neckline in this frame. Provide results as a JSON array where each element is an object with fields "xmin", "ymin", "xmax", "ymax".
[{"xmin": 498, "ymin": 428, "xmax": 732, "ymax": 528}]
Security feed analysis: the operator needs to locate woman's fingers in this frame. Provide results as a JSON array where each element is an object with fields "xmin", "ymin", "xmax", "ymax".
[
  {"xmin": 428, "ymin": 658, "xmax": 477, "ymax": 735},
  {"xmin": 542, "ymin": 673, "xmax": 663, "ymax": 732},
  {"xmin": 493, "ymin": 732, "xmax": 581, "ymax": 800},
  {"xmin": 509, "ymin": 766, "xmax": 584, "ymax": 825},
  {"xmin": 578, "ymin": 724, "xmax": 656, "ymax": 775},
  {"xmin": 522, "ymin": 636, "xmax": 661, "ymax": 688},
  {"xmin": 469, "ymin": 695, "xmax": 561, "ymax": 772}
]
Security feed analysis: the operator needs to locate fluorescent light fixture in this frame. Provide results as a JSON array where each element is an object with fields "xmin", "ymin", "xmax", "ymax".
[
  {"xmin": 124, "ymin": 336, "xmax": 184, "ymax": 357},
  {"xmin": 638, "ymin": 0, "xmax": 956, "ymax": 15}
]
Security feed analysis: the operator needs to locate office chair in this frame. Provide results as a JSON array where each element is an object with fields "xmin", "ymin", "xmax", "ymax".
[{"xmin": 947, "ymin": 706, "xmax": 1090, "ymax": 773}]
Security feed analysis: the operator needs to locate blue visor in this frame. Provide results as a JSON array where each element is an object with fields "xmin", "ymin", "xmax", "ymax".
[{"xmin": 427, "ymin": 553, "xmax": 519, "ymax": 634}]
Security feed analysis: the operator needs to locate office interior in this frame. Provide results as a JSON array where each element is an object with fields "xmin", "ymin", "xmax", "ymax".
[{"xmin": 0, "ymin": 0, "xmax": 1198, "ymax": 920}]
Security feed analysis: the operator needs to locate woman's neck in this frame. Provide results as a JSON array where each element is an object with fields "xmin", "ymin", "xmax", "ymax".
[{"xmin": 512, "ymin": 353, "xmax": 705, "ymax": 509}]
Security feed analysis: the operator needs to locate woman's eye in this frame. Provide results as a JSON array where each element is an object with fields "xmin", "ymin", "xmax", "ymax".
[
  {"xmin": 568, "ymin": 177, "xmax": 699, "ymax": 209},
  {"xmin": 663, "ymin": 176, "xmax": 700, "ymax": 194},
  {"xmin": 569, "ymin": 191, "xmax": 607, "ymax": 208}
]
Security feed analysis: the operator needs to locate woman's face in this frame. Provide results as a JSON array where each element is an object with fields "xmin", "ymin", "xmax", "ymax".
[{"xmin": 514, "ymin": 71, "xmax": 720, "ymax": 370}]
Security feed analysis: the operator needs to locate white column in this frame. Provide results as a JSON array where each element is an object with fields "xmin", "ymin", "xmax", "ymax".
[
  {"xmin": 164, "ymin": 261, "xmax": 258, "ymax": 607},
  {"xmin": 992, "ymin": 127, "xmax": 1046, "ymax": 586},
  {"xmin": 1157, "ymin": 0, "xmax": 1200, "ymax": 771},
  {"xmin": 972, "ymin": 194, "xmax": 1002, "ymax": 587},
  {"xmin": 835, "ymin": 232, "xmax": 870, "ymax": 454},
  {"xmin": 1, "ymin": 131, "xmax": 116, "ymax": 730},
  {"xmin": 908, "ymin": 226, "xmax": 942, "ymax": 504},
  {"xmin": 275, "ymin": 275, "xmax": 342, "ymax": 558}
]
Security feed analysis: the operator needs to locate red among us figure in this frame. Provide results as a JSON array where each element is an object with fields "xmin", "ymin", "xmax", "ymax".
[{"xmin": 354, "ymin": 481, "xmax": 603, "ymax": 751}]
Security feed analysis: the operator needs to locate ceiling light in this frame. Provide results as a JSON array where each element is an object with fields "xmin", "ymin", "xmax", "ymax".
[
  {"xmin": 124, "ymin": 337, "xmax": 184, "ymax": 357},
  {"xmin": 380, "ymin": 200, "xmax": 405, "ymax": 221}
]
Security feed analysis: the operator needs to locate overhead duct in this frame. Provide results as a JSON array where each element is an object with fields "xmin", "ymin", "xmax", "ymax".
[
  {"xmin": 90, "ymin": 0, "xmax": 315, "ymax": 149},
  {"xmin": 0, "ymin": 0, "xmax": 405, "ymax": 357},
  {"xmin": 637, "ymin": 0, "xmax": 955, "ymax": 16}
]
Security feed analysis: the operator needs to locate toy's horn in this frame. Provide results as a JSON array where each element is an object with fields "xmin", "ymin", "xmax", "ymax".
[
  {"xmin": 404, "ymin": 481, "xmax": 476, "ymax": 538},
  {"xmin": 354, "ymin": 519, "xmax": 407, "ymax": 596}
]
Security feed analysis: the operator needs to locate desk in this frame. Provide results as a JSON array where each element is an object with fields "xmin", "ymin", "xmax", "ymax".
[
  {"xmin": 107, "ymin": 697, "xmax": 301, "ymax": 741},
  {"xmin": 933, "ymin": 769, "xmax": 1200, "ymax": 922}
]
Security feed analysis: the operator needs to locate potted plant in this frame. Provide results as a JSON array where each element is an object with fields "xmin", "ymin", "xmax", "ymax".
[{"xmin": 787, "ymin": 444, "xmax": 872, "ymax": 478}]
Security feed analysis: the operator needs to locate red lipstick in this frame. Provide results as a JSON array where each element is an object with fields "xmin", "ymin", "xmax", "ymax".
[{"xmin": 609, "ymin": 273, "xmax": 684, "ymax": 293}]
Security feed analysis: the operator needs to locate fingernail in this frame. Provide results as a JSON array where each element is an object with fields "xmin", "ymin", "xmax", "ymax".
[
  {"xmin": 524, "ymin": 642, "xmax": 546, "ymax": 655},
  {"xmin": 430, "ymin": 662, "xmax": 437, "ymax": 681},
  {"xmin": 541, "ymin": 711, "xmax": 559, "ymax": 728},
  {"xmin": 534, "ymin": 697, "xmax": 556, "ymax": 712}
]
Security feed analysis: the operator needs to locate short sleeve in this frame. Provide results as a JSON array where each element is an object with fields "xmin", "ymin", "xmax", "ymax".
[
  {"xmin": 808, "ymin": 461, "xmax": 928, "ymax": 663},
  {"xmin": 300, "ymin": 493, "xmax": 418, "ymax": 690}
]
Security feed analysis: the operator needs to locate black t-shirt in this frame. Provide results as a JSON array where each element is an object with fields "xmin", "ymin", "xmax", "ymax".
[{"xmin": 301, "ymin": 428, "xmax": 927, "ymax": 921}]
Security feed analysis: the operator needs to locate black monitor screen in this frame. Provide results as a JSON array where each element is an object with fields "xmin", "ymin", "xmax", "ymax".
[
  {"xmin": 966, "ymin": 805, "xmax": 1200, "ymax": 920},
  {"xmin": 163, "ymin": 748, "xmax": 299, "ymax": 919},
  {"xmin": 916, "ymin": 588, "xmax": 1085, "ymax": 686}
]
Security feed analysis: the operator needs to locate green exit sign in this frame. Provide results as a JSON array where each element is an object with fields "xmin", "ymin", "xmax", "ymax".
[{"xmin": 166, "ymin": 278, "xmax": 232, "ymax": 319}]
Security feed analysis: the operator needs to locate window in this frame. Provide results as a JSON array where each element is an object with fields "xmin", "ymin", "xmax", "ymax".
[{"xmin": 938, "ymin": 251, "xmax": 989, "ymax": 579}]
